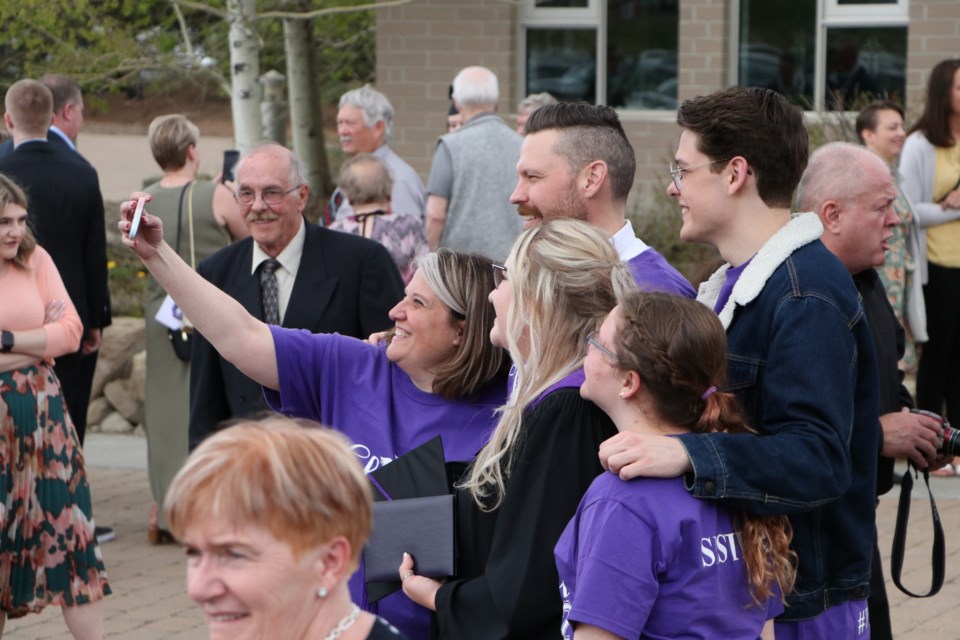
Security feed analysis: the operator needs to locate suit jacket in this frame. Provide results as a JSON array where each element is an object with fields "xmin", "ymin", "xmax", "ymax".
[
  {"xmin": 0, "ymin": 141, "xmax": 111, "ymax": 333},
  {"xmin": 0, "ymin": 129, "xmax": 79, "ymax": 160},
  {"xmin": 188, "ymin": 221, "xmax": 405, "ymax": 449}
]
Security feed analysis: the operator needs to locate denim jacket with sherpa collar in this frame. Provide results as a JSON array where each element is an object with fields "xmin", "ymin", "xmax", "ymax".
[{"xmin": 681, "ymin": 212, "xmax": 880, "ymax": 621}]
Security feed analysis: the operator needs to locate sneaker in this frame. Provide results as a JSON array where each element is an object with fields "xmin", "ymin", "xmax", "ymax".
[{"xmin": 95, "ymin": 526, "xmax": 116, "ymax": 543}]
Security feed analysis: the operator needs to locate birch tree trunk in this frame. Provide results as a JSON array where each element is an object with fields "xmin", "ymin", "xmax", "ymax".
[
  {"xmin": 283, "ymin": 6, "xmax": 334, "ymax": 215},
  {"xmin": 227, "ymin": 0, "xmax": 263, "ymax": 150}
]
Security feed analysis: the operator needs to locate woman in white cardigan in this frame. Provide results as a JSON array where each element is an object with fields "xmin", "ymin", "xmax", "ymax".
[{"xmin": 899, "ymin": 58, "xmax": 960, "ymax": 458}]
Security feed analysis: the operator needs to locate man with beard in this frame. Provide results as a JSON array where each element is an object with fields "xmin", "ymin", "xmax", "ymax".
[
  {"xmin": 188, "ymin": 143, "xmax": 403, "ymax": 449},
  {"xmin": 511, "ymin": 103, "xmax": 694, "ymax": 296}
]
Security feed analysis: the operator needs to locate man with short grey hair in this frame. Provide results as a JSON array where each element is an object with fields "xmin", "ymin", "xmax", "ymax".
[
  {"xmin": 425, "ymin": 66, "xmax": 524, "ymax": 261},
  {"xmin": 330, "ymin": 84, "xmax": 425, "ymax": 222}
]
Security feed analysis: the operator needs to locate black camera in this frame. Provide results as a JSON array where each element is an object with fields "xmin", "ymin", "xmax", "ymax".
[{"xmin": 910, "ymin": 409, "xmax": 960, "ymax": 457}]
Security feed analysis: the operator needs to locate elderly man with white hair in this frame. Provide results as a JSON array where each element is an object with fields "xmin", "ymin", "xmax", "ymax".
[
  {"xmin": 330, "ymin": 84, "xmax": 426, "ymax": 222},
  {"xmin": 425, "ymin": 66, "xmax": 524, "ymax": 261}
]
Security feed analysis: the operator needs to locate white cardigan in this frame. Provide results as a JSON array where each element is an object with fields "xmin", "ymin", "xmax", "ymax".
[{"xmin": 898, "ymin": 131, "xmax": 960, "ymax": 285}]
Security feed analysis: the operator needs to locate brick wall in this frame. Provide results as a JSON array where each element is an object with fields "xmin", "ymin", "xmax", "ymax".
[
  {"xmin": 375, "ymin": 0, "xmax": 517, "ymax": 180},
  {"xmin": 375, "ymin": 0, "xmax": 959, "ymax": 214},
  {"xmin": 906, "ymin": 0, "xmax": 960, "ymax": 115}
]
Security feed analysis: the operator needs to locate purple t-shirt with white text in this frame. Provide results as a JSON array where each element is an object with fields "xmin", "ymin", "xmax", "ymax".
[
  {"xmin": 265, "ymin": 326, "xmax": 505, "ymax": 639},
  {"xmin": 554, "ymin": 473, "xmax": 782, "ymax": 639}
]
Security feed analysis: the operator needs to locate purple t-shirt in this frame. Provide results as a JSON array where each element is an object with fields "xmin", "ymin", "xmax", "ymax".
[
  {"xmin": 626, "ymin": 248, "xmax": 696, "ymax": 298},
  {"xmin": 554, "ymin": 472, "xmax": 783, "ymax": 639},
  {"xmin": 713, "ymin": 257, "xmax": 754, "ymax": 314},
  {"xmin": 264, "ymin": 326, "xmax": 506, "ymax": 639}
]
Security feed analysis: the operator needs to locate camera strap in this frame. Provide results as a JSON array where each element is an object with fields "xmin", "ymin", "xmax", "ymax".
[{"xmin": 890, "ymin": 462, "xmax": 944, "ymax": 597}]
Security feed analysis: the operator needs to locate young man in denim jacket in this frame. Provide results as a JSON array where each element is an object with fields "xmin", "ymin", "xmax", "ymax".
[{"xmin": 600, "ymin": 87, "xmax": 880, "ymax": 638}]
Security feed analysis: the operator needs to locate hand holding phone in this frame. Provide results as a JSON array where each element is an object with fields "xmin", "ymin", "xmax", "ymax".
[
  {"xmin": 222, "ymin": 149, "xmax": 240, "ymax": 184},
  {"xmin": 129, "ymin": 196, "xmax": 146, "ymax": 239}
]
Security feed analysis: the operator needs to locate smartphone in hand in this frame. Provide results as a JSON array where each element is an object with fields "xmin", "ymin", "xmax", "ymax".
[
  {"xmin": 222, "ymin": 149, "xmax": 240, "ymax": 184},
  {"xmin": 129, "ymin": 196, "xmax": 146, "ymax": 239}
]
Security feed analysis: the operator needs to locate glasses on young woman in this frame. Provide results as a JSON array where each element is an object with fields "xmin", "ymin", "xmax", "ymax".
[
  {"xmin": 584, "ymin": 330, "xmax": 618, "ymax": 363},
  {"xmin": 492, "ymin": 263, "xmax": 508, "ymax": 288}
]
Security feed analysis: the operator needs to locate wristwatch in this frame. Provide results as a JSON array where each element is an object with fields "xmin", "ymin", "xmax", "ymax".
[{"xmin": 1, "ymin": 330, "xmax": 13, "ymax": 353}]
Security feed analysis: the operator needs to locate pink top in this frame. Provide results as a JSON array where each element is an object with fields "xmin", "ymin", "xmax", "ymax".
[{"xmin": 0, "ymin": 245, "xmax": 82, "ymax": 363}]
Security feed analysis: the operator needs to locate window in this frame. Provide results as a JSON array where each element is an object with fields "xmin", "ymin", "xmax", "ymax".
[
  {"xmin": 520, "ymin": 0, "xmax": 679, "ymax": 110},
  {"xmin": 735, "ymin": 0, "xmax": 908, "ymax": 111}
]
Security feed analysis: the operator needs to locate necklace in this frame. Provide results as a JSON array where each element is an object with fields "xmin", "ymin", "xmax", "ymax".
[{"xmin": 323, "ymin": 604, "xmax": 361, "ymax": 640}]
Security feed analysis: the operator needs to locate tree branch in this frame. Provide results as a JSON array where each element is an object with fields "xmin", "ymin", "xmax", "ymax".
[
  {"xmin": 258, "ymin": 0, "xmax": 413, "ymax": 21},
  {"xmin": 169, "ymin": 0, "xmax": 228, "ymax": 20},
  {"xmin": 170, "ymin": 0, "xmax": 195, "ymax": 59}
]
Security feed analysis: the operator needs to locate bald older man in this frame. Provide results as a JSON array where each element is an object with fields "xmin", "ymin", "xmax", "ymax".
[
  {"xmin": 425, "ymin": 66, "xmax": 524, "ymax": 261},
  {"xmin": 798, "ymin": 141, "xmax": 947, "ymax": 640}
]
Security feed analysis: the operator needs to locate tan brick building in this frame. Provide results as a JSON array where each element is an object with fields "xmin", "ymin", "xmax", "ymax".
[{"xmin": 376, "ymin": 0, "xmax": 960, "ymax": 214}]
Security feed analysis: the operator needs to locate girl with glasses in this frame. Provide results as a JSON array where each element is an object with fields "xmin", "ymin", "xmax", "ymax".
[{"xmin": 556, "ymin": 291, "xmax": 796, "ymax": 639}]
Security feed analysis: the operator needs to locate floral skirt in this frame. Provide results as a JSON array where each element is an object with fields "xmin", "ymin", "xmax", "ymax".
[{"xmin": 0, "ymin": 364, "xmax": 110, "ymax": 617}]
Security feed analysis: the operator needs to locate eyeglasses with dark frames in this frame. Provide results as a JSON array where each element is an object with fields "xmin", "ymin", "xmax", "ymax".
[
  {"xmin": 234, "ymin": 184, "xmax": 302, "ymax": 206},
  {"xmin": 584, "ymin": 330, "xmax": 618, "ymax": 363}
]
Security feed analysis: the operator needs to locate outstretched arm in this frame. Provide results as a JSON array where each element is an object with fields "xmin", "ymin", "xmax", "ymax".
[{"xmin": 120, "ymin": 193, "xmax": 279, "ymax": 389}]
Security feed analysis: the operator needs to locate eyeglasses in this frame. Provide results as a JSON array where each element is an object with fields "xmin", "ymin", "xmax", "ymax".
[
  {"xmin": 668, "ymin": 160, "xmax": 729, "ymax": 192},
  {"xmin": 584, "ymin": 330, "xmax": 618, "ymax": 363},
  {"xmin": 492, "ymin": 263, "xmax": 508, "ymax": 288},
  {"xmin": 234, "ymin": 185, "xmax": 302, "ymax": 206}
]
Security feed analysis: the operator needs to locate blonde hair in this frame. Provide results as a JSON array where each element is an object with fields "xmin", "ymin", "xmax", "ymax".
[
  {"xmin": 148, "ymin": 114, "xmax": 200, "ymax": 171},
  {"xmin": 462, "ymin": 220, "xmax": 635, "ymax": 508},
  {"xmin": 164, "ymin": 417, "xmax": 372, "ymax": 569},
  {"xmin": 614, "ymin": 291, "xmax": 796, "ymax": 604},
  {"xmin": 0, "ymin": 173, "xmax": 36, "ymax": 269}
]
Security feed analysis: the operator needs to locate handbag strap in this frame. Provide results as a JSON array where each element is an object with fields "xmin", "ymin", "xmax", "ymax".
[
  {"xmin": 173, "ymin": 180, "xmax": 198, "ymax": 268},
  {"xmin": 890, "ymin": 462, "xmax": 945, "ymax": 597}
]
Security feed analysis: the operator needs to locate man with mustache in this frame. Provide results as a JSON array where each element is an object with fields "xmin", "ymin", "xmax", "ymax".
[
  {"xmin": 511, "ymin": 102, "xmax": 694, "ymax": 296},
  {"xmin": 328, "ymin": 84, "xmax": 425, "ymax": 223},
  {"xmin": 188, "ymin": 143, "xmax": 404, "ymax": 449}
]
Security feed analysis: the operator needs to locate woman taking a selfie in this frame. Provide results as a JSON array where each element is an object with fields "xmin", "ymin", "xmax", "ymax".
[{"xmin": 119, "ymin": 195, "xmax": 506, "ymax": 638}]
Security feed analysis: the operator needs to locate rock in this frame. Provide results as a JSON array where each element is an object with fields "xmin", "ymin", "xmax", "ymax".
[
  {"xmin": 91, "ymin": 317, "xmax": 145, "ymax": 399},
  {"xmin": 132, "ymin": 424, "xmax": 146, "ymax": 438},
  {"xmin": 100, "ymin": 411, "xmax": 133, "ymax": 434},
  {"xmin": 86, "ymin": 396, "xmax": 113, "ymax": 428},
  {"xmin": 103, "ymin": 378, "xmax": 144, "ymax": 425}
]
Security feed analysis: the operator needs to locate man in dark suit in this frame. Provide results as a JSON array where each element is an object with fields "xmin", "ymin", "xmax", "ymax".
[
  {"xmin": 0, "ymin": 74, "xmax": 87, "ymax": 159},
  {"xmin": 0, "ymin": 78, "xmax": 110, "ymax": 445},
  {"xmin": 188, "ymin": 142, "xmax": 404, "ymax": 449}
]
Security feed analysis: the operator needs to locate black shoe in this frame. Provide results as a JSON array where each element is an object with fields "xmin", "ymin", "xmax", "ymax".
[{"xmin": 95, "ymin": 526, "xmax": 116, "ymax": 543}]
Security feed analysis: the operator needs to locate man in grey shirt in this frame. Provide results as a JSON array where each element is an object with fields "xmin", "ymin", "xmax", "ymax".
[{"xmin": 425, "ymin": 66, "xmax": 524, "ymax": 261}]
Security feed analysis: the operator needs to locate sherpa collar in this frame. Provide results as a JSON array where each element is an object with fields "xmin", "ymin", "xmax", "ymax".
[{"xmin": 697, "ymin": 212, "xmax": 823, "ymax": 329}]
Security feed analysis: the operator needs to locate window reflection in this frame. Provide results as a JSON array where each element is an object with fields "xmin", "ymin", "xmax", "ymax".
[
  {"xmin": 607, "ymin": 0, "xmax": 678, "ymax": 109},
  {"xmin": 526, "ymin": 29, "xmax": 597, "ymax": 103},
  {"xmin": 738, "ymin": 0, "xmax": 815, "ymax": 108},
  {"xmin": 825, "ymin": 27, "xmax": 906, "ymax": 110}
]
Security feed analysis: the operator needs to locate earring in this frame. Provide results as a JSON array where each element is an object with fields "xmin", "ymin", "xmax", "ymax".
[
  {"xmin": 317, "ymin": 586, "xmax": 328, "ymax": 599},
  {"xmin": 618, "ymin": 390, "xmax": 625, "ymax": 399}
]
